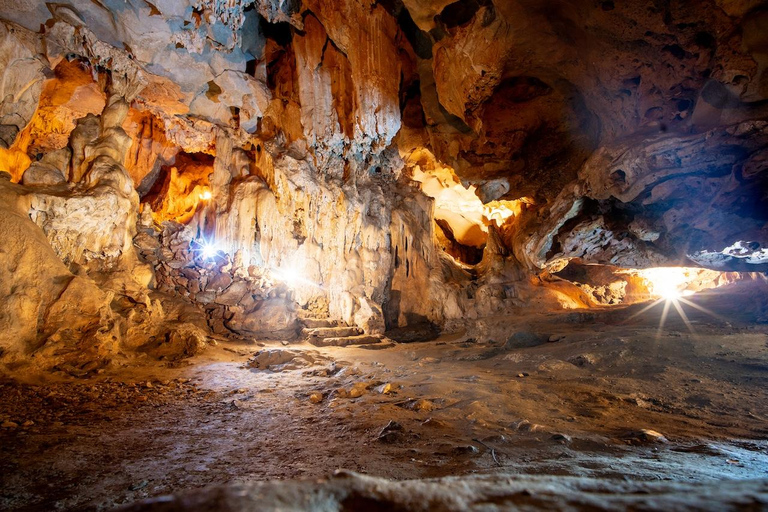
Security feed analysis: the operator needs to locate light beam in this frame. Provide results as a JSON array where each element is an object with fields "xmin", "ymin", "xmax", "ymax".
[
  {"xmin": 191, "ymin": 238, "xmax": 221, "ymax": 261},
  {"xmin": 271, "ymin": 264, "xmax": 320, "ymax": 289},
  {"xmin": 627, "ymin": 267, "xmax": 727, "ymax": 338},
  {"xmin": 201, "ymin": 242, "xmax": 218, "ymax": 260}
]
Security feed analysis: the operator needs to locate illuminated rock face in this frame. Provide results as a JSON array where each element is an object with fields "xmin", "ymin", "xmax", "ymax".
[
  {"xmin": 516, "ymin": 120, "xmax": 768, "ymax": 273},
  {"xmin": 0, "ymin": 0, "xmax": 766, "ymax": 363}
]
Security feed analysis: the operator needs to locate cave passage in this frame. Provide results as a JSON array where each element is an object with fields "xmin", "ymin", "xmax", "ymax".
[{"xmin": 1, "ymin": 0, "xmax": 768, "ymax": 510}]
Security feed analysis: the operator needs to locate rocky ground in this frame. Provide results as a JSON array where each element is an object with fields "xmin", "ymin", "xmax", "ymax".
[{"xmin": 1, "ymin": 283, "xmax": 768, "ymax": 511}]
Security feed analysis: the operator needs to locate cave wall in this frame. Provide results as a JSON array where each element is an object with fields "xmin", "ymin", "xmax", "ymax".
[{"xmin": 0, "ymin": 0, "xmax": 766, "ymax": 364}]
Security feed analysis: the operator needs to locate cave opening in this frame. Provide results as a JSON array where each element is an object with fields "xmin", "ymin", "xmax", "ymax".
[{"xmin": 1, "ymin": 1, "xmax": 768, "ymax": 510}]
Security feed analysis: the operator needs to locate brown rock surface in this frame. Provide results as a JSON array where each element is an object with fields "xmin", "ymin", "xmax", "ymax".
[{"xmin": 0, "ymin": 1, "xmax": 767, "ymax": 508}]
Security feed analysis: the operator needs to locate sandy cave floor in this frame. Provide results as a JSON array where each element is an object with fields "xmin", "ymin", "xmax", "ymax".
[{"xmin": 2, "ymin": 288, "xmax": 768, "ymax": 511}]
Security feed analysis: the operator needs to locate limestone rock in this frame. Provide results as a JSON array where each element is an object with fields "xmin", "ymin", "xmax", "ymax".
[
  {"xmin": 28, "ymin": 183, "xmax": 137, "ymax": 269},
  {"xmin": 22, "ymin": 163, "xmax": 66, "ymax": 186},
  {"xmin": 302, "ymin": 0, "xmax": 402, "ymax": 153},
  {"xmin": 0, "ymin": 20, "xmax": 45, "ymax": 135},
  {"xmin": 215, "ymin": 281, "xmax": 249, "ymax": 306},
  {"xmin": 0, "ymin": 0, "xmax": 767, "ymax": 363},
  {"xmin": 139, "ymin": 324, "xmax": 210, "ymax": 361},
  {"xmin": 521, "ymin": 121, "xmax": 768, "ymax": 272},
  {"xmin": 0, "ymin": 181, "xmax": 115, "ymax": 367},
  {"xmin": 226, "ymin": 299, "xmax": 299, "ymax": 340}
]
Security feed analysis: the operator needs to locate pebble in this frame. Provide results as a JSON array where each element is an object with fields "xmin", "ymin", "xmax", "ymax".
[
  {"xmin": 412, "ymin": 399, "xmax": 437, "ymax": 411},
  {"xmin": 638, "ymin": 429, "xmax": 668, "ymax": 443},
  {"xmin": 309, "ymin": 392, "xmax": 323, "ymax": 404},
  {"xmin": 517, "ymin": 372, "xmax": 529, "ymax": 378},
  {"xmin": 377, "ymin": 431, "xmax": 400, "ymax": 444},
  {"xmin": 349, "ymin": 387, "xmax": 366, "ymax": 399},
  {"xmin": 569, "ymin": 354, "xmax": 598, "ymax": 367},
  {"xmin": 512, "ymin": 419, "xmax": 542, "ymax": 432},
  {"xmin": 551, "ymin": 433, "xmax": 572, "ymax": 443},
  {"xmin": 377, "ymin": 420, "xmax": 404, "ymax": 444},
  {"xmin": 548, "ymin": 334, "xmax": 565, "ymax": 342},
  {"xmin": 453, "ymin": 444, "xmax": 480, "ymax": 455},
  {"xmin": 623, "ymin": 428, "xmax": 668, "ymax": 444},
  {"xmin": 374, "ymin": 383, "xmax": 392, "ymax": 394},
  {"xmin": 129, "ymin": 480, "xmax": 148, "ymax": 491}
]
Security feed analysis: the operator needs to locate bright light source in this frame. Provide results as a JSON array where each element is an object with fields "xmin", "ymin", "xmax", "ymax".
[
  {"xmin": 640, "ymin": 267, "xmax": 692, "ymax": 301},
  {"xmin": 659, "ymin": 286, "xmax": 682, "ymax": 301},
  {"xmin": 275, "ymin": 266, "xmax": 301, "ymax": 286},
  {"xmin": 200, "ymin": 241, "xmax": 219, "ymax": 260},
  {"xmin": 271, "ymin": 264, "xmax": 319, "ymax": 289},
  {"xmin": 629, "ymin": 267, "xmax": 729, "ymax": 339},
  {"xmin": 199, "ymin": 190, "xmax": 212, "ymax": 201}
]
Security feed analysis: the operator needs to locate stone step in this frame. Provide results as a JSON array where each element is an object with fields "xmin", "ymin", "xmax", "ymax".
[
  {"xmin": 301, "ymin": 317, "xmax": 339, "ymax": 329},
  {"xmin": 302, "ymin": 326, "xmax": 363, "ymax": 339},
  {"xmin": 310, "ymin": 334, "xmax": 384, "ymax": 347}
]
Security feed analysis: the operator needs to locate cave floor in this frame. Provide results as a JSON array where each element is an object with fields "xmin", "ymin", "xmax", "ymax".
[{"xmin": 2, "ymin": 292, "xmax": 768, "ymax": 511}]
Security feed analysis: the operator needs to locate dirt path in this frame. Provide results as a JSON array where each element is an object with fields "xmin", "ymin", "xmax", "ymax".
[{"xmin": 2, "ymin": 294, "xmax": 768, "ymax": 511}]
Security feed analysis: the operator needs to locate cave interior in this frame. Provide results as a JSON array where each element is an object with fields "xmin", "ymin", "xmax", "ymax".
[{"xmin": 1, "ymin": 0, "xmax": 768, "ymax": 510}]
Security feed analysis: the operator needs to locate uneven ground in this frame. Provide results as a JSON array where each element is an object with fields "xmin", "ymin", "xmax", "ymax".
[{"xmin": 2, "ymin": 284, "xmax": 768, "ymax": 511}]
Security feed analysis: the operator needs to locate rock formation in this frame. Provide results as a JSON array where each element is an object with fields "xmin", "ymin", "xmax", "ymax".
[{"xmin": 0, "ymin": 0, "xmax": 766, "ymax": 370}]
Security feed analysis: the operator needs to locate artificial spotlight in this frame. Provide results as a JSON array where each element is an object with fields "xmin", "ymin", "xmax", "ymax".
[
  {"xmin": 199, "ymin": 190, "xmax": 212, "ymax": 201},
  {"xmin": 201, "ymin": 242, "xmax": 218, "ymax": 260},
  {"xmin": 192, "ymin": 238, "xmax": 221, "ymax": 260}
]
